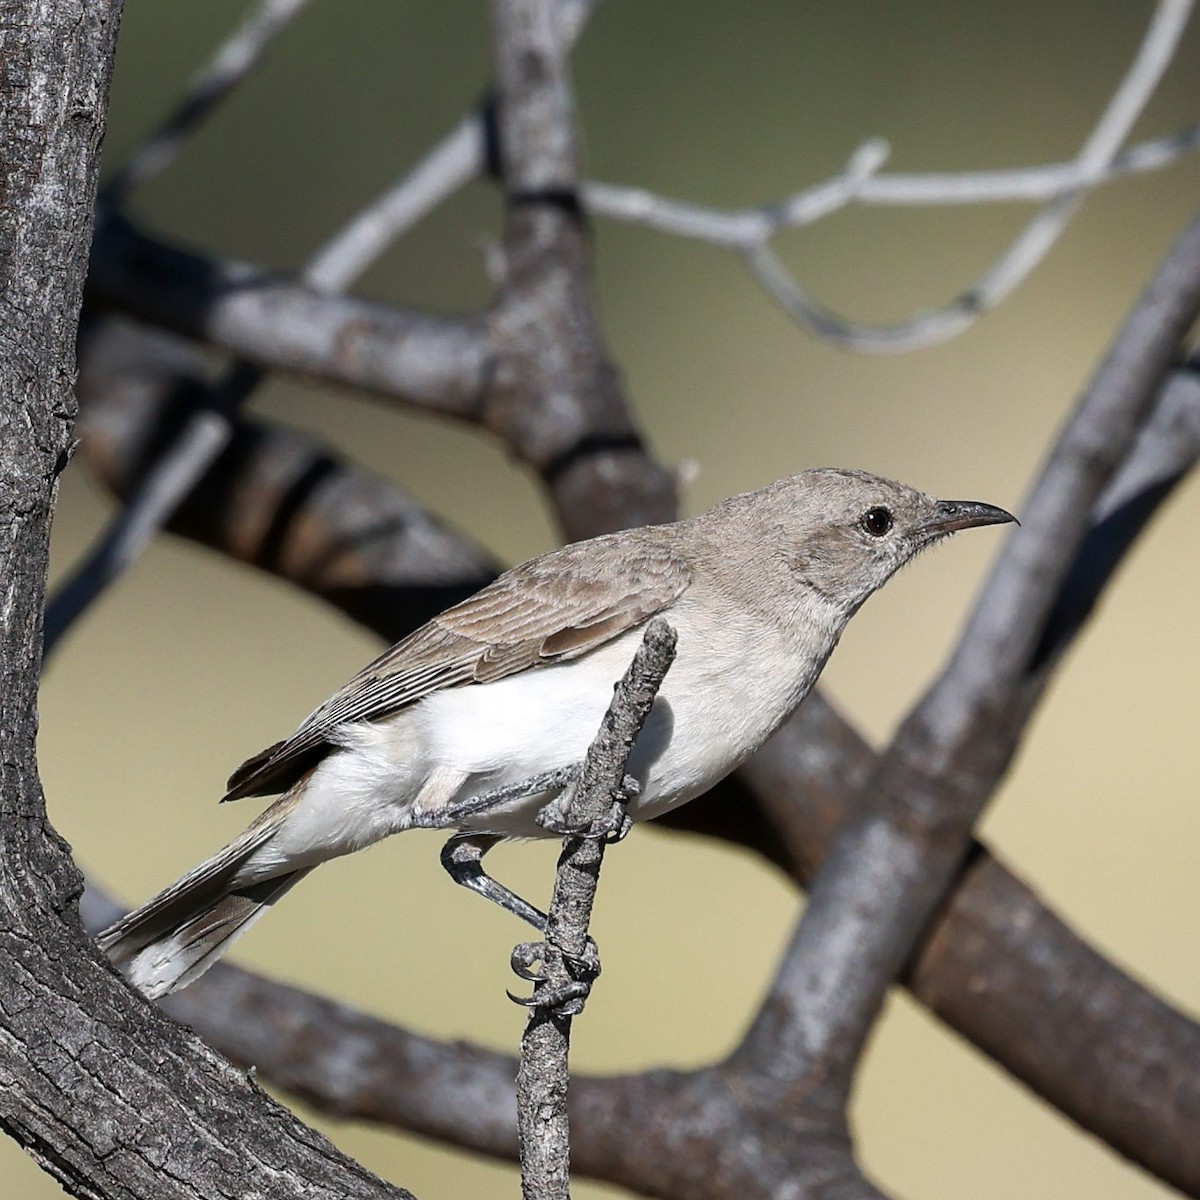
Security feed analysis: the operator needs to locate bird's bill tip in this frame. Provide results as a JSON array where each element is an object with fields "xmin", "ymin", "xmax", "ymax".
[{"xmin": 925, "ymin": 499, "xmax": 1017, "ymax": 535}]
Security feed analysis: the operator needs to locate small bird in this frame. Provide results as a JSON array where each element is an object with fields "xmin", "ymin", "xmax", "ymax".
[{"xmin": 98, "ymin": 468, "xmax": 1013, "ymax": 997}]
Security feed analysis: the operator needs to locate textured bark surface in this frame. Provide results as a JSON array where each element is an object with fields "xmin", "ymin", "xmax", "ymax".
[
  {"xmin": 515, "ymin": 619, "xmax": 677, "ymax": 1200},
  {"xmin": 0, "ymin": 5, "xmax": 411, "ymax": 1198}
]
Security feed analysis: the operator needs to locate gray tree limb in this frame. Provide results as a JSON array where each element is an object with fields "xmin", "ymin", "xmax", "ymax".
[
  {"xmin": 74, "ymin": 316, "xmax": 498, "ymax": 636},
  {"xmin": 734, "ymin": 210, "xmax": 1200, "ymax": 1120},
  {"xmin": 88, "ymin": 215, "xmax": 493, "ymax": 417},
  {"xmin": 0, "ymin": 5, "xmax": 412, "ymax": 1197},
  {"xmin": 486, "ymin": 0, "xmax": 676, "ymax": 541},
  {"xmin": 103, "ymin": 0, "xmax": 314, "ymax": 204}
]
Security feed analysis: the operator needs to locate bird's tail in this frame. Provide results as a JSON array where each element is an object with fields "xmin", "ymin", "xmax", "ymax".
[{"xmin": 97, "ymin": 805, "xmax": 310, "ymax": 999}]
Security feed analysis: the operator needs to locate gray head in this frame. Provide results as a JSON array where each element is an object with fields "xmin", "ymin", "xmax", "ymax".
[{"xmin": 710, "ymin": 467, "xmax": 1015, "ymax": 617}]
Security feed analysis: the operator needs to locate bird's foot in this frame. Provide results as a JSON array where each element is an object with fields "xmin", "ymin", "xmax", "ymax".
[
  {"xmin": 535, "ymin": 773, "xmax": 639, "ymax": 842},
  {"xmin": 509, "ymin": 936, "xmax": 602, "ymax": 1015}
]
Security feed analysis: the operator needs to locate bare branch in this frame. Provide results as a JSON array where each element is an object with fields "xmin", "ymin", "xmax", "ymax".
[
  {"xmin": 57, "ymin": 0, "xmax": 599, "ymax": 656},
  {"xmin": 743, "ymin": 0, "xmax": 1196, "ymax": 351},
  {"xmin": 516, "ymin": 619, "xmax": 676, "ymax": 1200},
  {"xmin": 486, "ymin": 0, "xmax": 676, "ymax": 540},
  {"xmin": 735, "ymin": 209, "xmax": 1200, "ymax": 1114},
  {"xmin": 586, "ymin": 0, "xmax": 1197, "ymax": 352},
  {"xmin": 64, "ymin": 0, "xmax": 607, "ymax": 661},
  {"xmin": 104, "ymin": 0, "xmax": 313, "ymax": 205},
  {"xmin": 854, "ymin": 125, "xmax": 1200, "ymax": 206},
  {"xmin": 308, "ymin": 114, "xmax": 485, "ymax": 286},
  {"xmin": 44, "ymin": 380, "xmax": 239, "ymax": 654},
  {"xmin": 937, "ymin": 222, "xmax": 1200, "ymax": 724},
  {"xmin": 88, "ymin": 217, "xmax": 493, "ymax": 415},
  {"xmin": 75, "ymin": 317, "xmax": 498, "ymax": 638},
  {"xmin": 309, "ymin": 0, "xmax": 603, "ymax": 275},
  {"xmin": 585, "ymin": 128, "xmax": 1200, "ymax": 243}
]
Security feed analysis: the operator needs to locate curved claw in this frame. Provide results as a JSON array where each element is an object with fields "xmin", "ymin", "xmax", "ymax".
[
  {"xmin": 511, "ymin": 940, "xmax": 547, "ymax": 982},
  {"xmin": 534, "ymin": 770, "xmax": 642, "ymax": 841},
  {"xmin": 507, "ymin": 979, "xmax": 592, "ymax": 1014},
  {"xmin": 508, "ymin": 933, "xmax": 602, "ymax": 1013},
  {"xmin": 604, "ymin": 807, "xmax": 635, "ymax": 844}
]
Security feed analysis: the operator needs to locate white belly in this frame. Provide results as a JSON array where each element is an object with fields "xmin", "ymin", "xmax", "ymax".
[
  {"xmin": 274, "ymin": 608, "xmax": 835, "ymax": 853},
  {"xmin": 411, "ymin": 613, "xmax": 821, "ymax": 835}
]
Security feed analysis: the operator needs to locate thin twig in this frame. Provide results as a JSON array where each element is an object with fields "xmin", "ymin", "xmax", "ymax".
[
  {"xmin": 103, "ymin": 0, "xmax": 313, "ymax": 205},
  {"xmin": 516, "ymin": 618, "xmax": 677, "ymax": 1200},
  {"xmin": 306, "ymin": 114, "xmax": 484, "ymax": 288},
  {"xmin": 44, "ymin": 361, "xmax": 258, "ymax": 653},
  {"xmin": 309, "ymin": 0, "xmax": 603, "ymax": 275},
  {"xmin": 739, "ymin": 0, "xmax": 1195, "ymax": 350},
  {"xmin": 583, "ymin": 126, "xmax": 1200, "ymax": 242}
]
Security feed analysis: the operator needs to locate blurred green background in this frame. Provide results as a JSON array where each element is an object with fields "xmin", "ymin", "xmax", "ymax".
[{"xmin": 17, "ymin": 2, "xmax": 1200, "ymax": 1197}]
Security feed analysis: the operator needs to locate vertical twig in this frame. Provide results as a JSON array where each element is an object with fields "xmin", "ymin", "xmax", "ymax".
[{"xmin": 516, "ymin": 618, "xmax": 676, "ymax": 1200}]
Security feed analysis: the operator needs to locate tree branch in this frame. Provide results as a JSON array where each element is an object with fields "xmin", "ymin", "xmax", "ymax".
[
  {"xmin": 738, "ymin": 0, "xmax": 1196, "ymax": 350},
  {"xmin": 516, "ymin": 618, "xmax": 676, "ymax": 1200},
  {"xmin": 56, "ymin": 0, "xmax": 610, "ymax": 658},
  {"xmin": 310, "ymin": 0, "xmax": 602, "ymax": 269},
  {"xmin": 0, "ymin": 4, "xmax": 409, "ymax": 1197},
  {"xmin": 734, "ymin": 209, "xmax": 1200, "ymax": 1115},
  {"xmin": 487, "ymin": 0, "xmax": 676, "ymax": 541},
  {"xmin": 103, "ymin": 0, "xmax": 313, "ymax": 205},
  {"xmin": 583, "ymin": 127, "xmax": 1200, "ymax": 241},
  {"xmin": 75, "ymin": 316, "xmax": 498, "ymax": 637},
  {"xmin": 88, "ymin": 216, "xmax": 493, "ymax": 415}
]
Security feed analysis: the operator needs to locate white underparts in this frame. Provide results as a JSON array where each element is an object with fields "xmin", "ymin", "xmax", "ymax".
[{"xmin": 242, "ymin": 602, "xmax": 840, "ymax": 872}]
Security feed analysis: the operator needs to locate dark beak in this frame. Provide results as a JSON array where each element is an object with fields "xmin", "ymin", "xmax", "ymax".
[{"xmin": 924, "ymin": 499, "xmax": 1017, "ymax": 535}]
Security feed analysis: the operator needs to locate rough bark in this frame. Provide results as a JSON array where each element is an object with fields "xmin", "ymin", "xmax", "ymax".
[{"xmin": 0, "ymin": 6, "xmax": 410, "ymax": 1198}]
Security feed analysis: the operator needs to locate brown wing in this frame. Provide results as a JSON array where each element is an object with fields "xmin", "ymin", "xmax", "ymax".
[{"xmin": 222, "ymin": 530, "xmax": 691, "ymax": 800}]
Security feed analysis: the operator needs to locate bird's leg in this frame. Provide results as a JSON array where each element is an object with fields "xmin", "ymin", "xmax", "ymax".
[
  {"xmin": 431, "ymin": 766, "xmax": 593, "ymax": 935},
  {"xmin": 440, "ymin": 833, "xmax": 547, "ymax": 932},
  {"xmin": 413, "ymin": 765, "xmax": 578, "ymax": 831},
  {"xmin": 413, "ymin": 761, "xmax": 638, "ymax": 842},
  {"xmin": 440, "ymin": 829, "xmax": 603, "ymax": 1013},
  {"xmin": 434, "ymin": 764, "xmax": 633, "ymax": 1011}
]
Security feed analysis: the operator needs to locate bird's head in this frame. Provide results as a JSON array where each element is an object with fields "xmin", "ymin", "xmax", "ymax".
[{"xmin": 728, "ymin": 468, "xmax": 1016, "ymax": 619}]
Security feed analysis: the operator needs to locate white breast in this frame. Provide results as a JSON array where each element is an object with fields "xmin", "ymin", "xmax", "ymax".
[
  {"xmin": 408, "ymin": 596, "xmax": 834, "ymax": 834},
  {"xmin": 255, "ymin": 593, "xmax": 843, "ymax": 861}
]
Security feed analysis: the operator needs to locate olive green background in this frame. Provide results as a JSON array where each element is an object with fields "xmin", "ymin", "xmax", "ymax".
[{"xmin": 13, "ymin": 2, "xmax": 1200, "ymax": 1197}]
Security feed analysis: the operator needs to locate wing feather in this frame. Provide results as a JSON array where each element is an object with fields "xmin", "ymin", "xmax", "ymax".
[{"xmin": 223, "ymin": 530, "xmax": 690, "ymax": 800}]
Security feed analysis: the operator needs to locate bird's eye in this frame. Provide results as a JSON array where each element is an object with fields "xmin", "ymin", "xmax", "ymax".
[{"xmin": 860, "ymin": 506, "xmax": 893, "ymax": 537}]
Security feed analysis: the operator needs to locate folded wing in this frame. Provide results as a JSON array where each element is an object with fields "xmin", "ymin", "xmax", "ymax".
[{"xmin": 223, "ymin": 531, "xmax": 691, "ymax": 801}]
